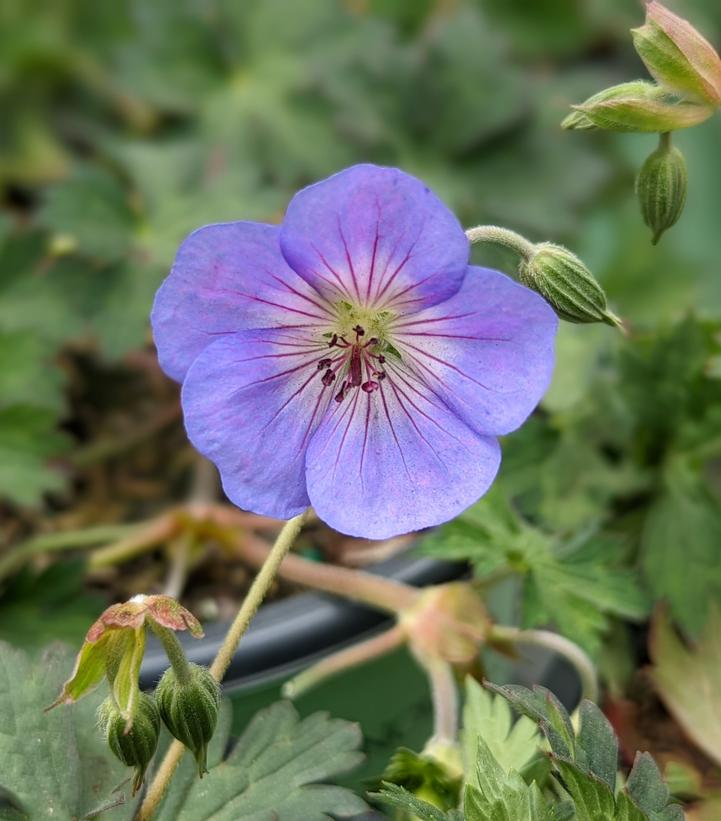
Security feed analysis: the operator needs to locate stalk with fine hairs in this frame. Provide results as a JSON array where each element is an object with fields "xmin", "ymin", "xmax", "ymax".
[{"xmin": 138, "ymin": 509, "xmax": 309, "ymax": 820}]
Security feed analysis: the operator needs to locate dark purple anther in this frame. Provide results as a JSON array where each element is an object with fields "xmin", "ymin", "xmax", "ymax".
[
  {"xmin": 361, "ymin": 380, "xmax": 379, "ymax": 393},
  {"xmin": 317, "ymin": 358, "xmax": 333, "ymax": 370},
  {"xmin": 353, "ymin": 324, "xmax": 365, "ymax": 337},
  {"xmin": 328, "ymin": 334, "xmax": 338, "ymax": 348},
  {"xmin": 334, "ymin": 381, "xmax": 348, "ymax": 403},
  {"xmin": 321, "ymin": 369, "xmax": 336, "ymax": 386}
]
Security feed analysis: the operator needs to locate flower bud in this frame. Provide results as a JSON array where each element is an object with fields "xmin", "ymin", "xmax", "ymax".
[
  {"xmin": 563, "ymin": 80, "xmax": 712, "ymax": 133},
  {"xmin": 518, "ymin": 243, "xmax": 622, "ymax": 328},
  {"xmin": 155, "ymin": 663, "xmax": 220, "ymax": 776},
  {"xmin": 98, "ymin": 693, "xmax": 161, "ymax": 795},
  {"xmin": 632, "ymin": 2, "xmax": 721, "ymax": 107},
  {"xmin": 636, "ymin": 133, "xmax": 688, "ymax": 244}
]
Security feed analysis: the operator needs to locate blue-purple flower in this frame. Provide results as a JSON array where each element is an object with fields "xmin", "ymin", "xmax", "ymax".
[{"xmin": 152, "ymin": 165, "xmax": 557, "ymax": 538}]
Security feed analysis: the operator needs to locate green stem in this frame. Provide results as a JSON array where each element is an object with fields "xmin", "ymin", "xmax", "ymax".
[
  {"xmin": 138, "ymin": 509, "xmax": 310, "ymax": 820},
  {"xmin": 489, "ymin": 624, "xmax": 598, "ymax": 703},
  {"xmin": 150, "ymin": 623, "xmax": 193, "ymax": 686},
  {"xmin": 465, "ymin": 225, "xmax": 536, "ymax": 259}
]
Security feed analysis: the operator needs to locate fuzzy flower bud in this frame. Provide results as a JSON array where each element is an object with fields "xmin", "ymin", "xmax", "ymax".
[
  {"xmin": 518, "ymin": 243, "xmax": 622, "ymax": 328},
  {"xmin": 98, "ymin": 693, "xmax": 161, "ymax": 796},
  {"xmin": 632, "ymin": 2, "xmax": 721, "ymax": 108},
  {"xmin": 49, "ymin": 594, "xmax": 204, "ymax": 728},
  {"xmin": 563, "ymin": 79, "xmax": 712, "ymax": 133},
  {"xmin": 155, "ymin": 663, "xmax": 220, "ymax": 776},
  {"xmin": 636, "ymin": 133, "xmax": 688, "ymax": 244}
]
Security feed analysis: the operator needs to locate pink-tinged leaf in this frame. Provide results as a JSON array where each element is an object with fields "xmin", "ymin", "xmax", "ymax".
[{"xmin": 146, "ymin": 595, "xmax": 204, "ymax": 638}]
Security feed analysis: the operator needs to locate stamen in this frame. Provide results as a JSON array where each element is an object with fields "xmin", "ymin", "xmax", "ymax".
[
  {"xmin": 321, "ymin": 369, "xmax": 336, "ymax": 386},
  {"xmin": 328, "ymin": 334, "xmax": 338, "ymax": 348},
  {"xmin": 334, "ymin": 381, "xmax": 348, "ymax": 403},
  {"xmin": 317, "ymin": 358, "xmax": 333, "ymax": 370},
  {"xmin": 361, "ymin": 380, "xmax": 379, "ymax": 393},
  {"xmin": 376, "ymin": 371, "xmax": 386, "ymax": 381},
  {"xmin": 353, "ymin": 324, "xmax": 365, "ymax": 337},
  {"xmin": 377, "ymin": 354, "xmax": 386, "ymax": 364}
]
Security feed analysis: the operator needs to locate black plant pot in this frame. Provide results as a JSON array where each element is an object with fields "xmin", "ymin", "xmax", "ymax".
[{"xmin": 140, "ymin": 552, "xmax": 580, "ymax": 785}]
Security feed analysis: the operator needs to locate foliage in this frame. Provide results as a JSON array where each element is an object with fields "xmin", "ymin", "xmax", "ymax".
[
  {"xmin": 0, "ymin": 641, "xmax": 136, "ymax": 820},
  {"xmin": 649, "ymin": 606, "xmax": 721, "ymax": 768},
  {"xmin": 374, "ymin": 681, "xmax": 681, "ymax": 820},
  {"xmin": 423, "ymin": 489, "xmax": 649, "ymax": 654},
  {"xmin": 0, "ymin": 641, "xmax": 365, "ymax": 820}
]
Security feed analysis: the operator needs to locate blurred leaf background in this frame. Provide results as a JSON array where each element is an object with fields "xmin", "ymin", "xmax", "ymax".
[{"xmin": 1, "ymin": 0, "xmax": 721, "ymax": 656}]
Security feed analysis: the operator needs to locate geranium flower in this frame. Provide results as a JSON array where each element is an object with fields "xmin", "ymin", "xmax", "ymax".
[{"xmin": 152, "ymin": 165, "xmax": 557, "ymax": 538}]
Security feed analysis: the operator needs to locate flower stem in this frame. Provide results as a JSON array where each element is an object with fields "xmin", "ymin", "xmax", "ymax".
[
  {"xmin": 488, "ymin": 624, "xmax": 599, "ymax": 703},
  {"xmin": 425, "ymin": 659, "xmax": 458, "ymax": 743},
  {"xmin": 465, "ymin": 225, "xmax": 536, "ymax": 260},
  {"xmin": 283, "ymin": 624, "xmax": 406, "ymax": 698},
  {"xmin": 150, "ymin": 623, "xmax": 192, "ymax": 686},
  {"xmin": 138, "ymin": 509, "xmax": 310, "ymax": 820},
  {"xmin": 230, "ymin": 533, "xmax": 420, "ymax": 614}
]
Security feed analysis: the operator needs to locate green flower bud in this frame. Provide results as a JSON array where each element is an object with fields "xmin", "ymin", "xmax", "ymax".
[
  {"xmin": 564, "ymin": 79, "xmax": 712, "ymax": 133},
  {"xmin": 636, "ymin": 133, "xmax": 688, "ymax": 244},
  {"xmin": 98, "ymin": 693, "xmax": 160, "ymax": 796},
  {"xmin": 155, "ymin": 663, "xmax": 220, "ymax": 776},
  {"xmin": 632, "ymin": 2, "xmax": 721, "ymax": 108},
  {"xmin": 519, "ymin": 243, "xmax": 622, "ymax": 328}
]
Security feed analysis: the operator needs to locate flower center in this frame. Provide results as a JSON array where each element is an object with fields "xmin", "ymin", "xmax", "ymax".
[{"xmin": 316, "ymin": 324, "xmax": 388, "ymax": 403}]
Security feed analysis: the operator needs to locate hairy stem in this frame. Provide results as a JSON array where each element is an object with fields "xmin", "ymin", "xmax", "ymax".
[
  {"xmin": 489, "ymin": 624, "xmax": 599, "ymax": 703},
  {"xmin": 150, "ymin": 623, "xmax": 192, "ymax": 686},
  {"xmin": 232, "ymin": 533, "xmax": 420, "ymax": 614},
  {"xmin": 283, "ymin": 624, "xmax": 406, "ymax": 698},
  {"xmin": 465, "ymin": 225, "xmax": 535, "ymax": 259},
  {"xmin": 138, "ymin": 509, "xmax": 310, "ymax": 820}
]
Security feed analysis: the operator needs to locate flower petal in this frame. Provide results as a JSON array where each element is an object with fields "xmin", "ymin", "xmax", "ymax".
[
  {"xmin": 392, "ymin": 266, "xmax": 558, "ymax": 436},
  {"xmin": 152, "ymin": 221, "xmax": 331, "ymax": 382},
  {"xmin": 304, "ymin": 365, "xmax": 501, "ymax": 539},
  {"xmin": 181, "ymin": 328, "xmax": 335, "ymax": 519},
  {"xmin": 279, "ymin": 164, "xmax": 469, "ymax": 311}
]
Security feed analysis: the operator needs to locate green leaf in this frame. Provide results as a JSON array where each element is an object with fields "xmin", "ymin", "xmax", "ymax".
[
  {"xmin": 0, "ymin": 560, "xmax": 105, "ymax": 651},
  {"xmin": 465, "ymin": 737, "xmax": 555, "ymax": 821},
  {"xmin": 371, "ymin": 782, "xmax": 460, "ymax": 821},
  {"xmin": 649, "ymin": 606, "xmax": 721, "ymax": 767},
  {"xmin": 642, "ymin": 461, "xmax": 721, "ymax": 636},
  {"xmin": 0, "ymin": 330, "xmax": 65, "ymax": 412},
  {"xmin": 551, "ymin": 757, "xmax": 617, "ymax": 820},
  {"xmin": 380, "ymin": 747, "xmax": 461, "ymax": 811},
  {"xmin": 576, "ymin": 700, "xmax": 619, "ymax": 791},
  {"xmin": 0, "ymin": 641, "xmax": 136, "ymax": 820},
  {"xmin": 0, "ymin": 406, "xmax": 69, "ymax": 506},
  {"xmin": 425, "ymin": 493, "xmax": 648, "ymax": 654},
  {"xmin": 462, "ymin": 678, "xmax": 539, "ymax": 784},
  {"xmin": 484, "ymin": 683, "xmax": 574, "ymax": 760},
  {"xmin": 157, "ymin": 701, "xmax": 366, "ymax": 820},
  {"xmin": 38, "ymin": 166, "xmax": 137, "ymax": 262},
  {"xmin": 624, "ymin": 753, "xmax": 684, "ymax": 821}
]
